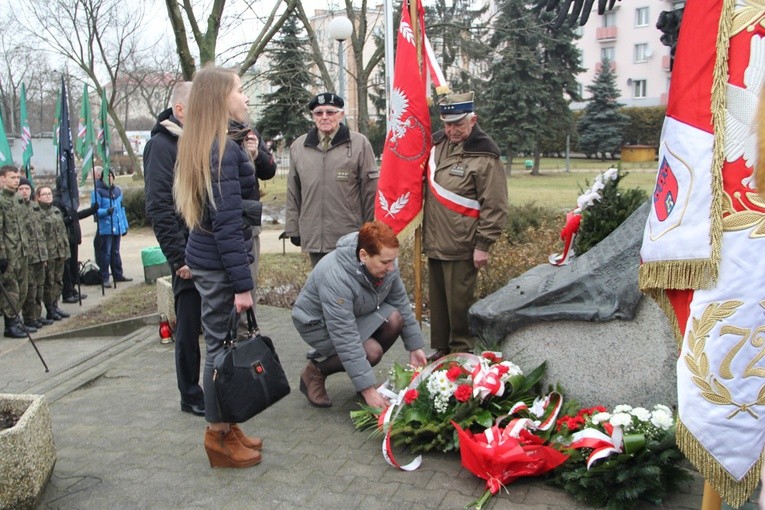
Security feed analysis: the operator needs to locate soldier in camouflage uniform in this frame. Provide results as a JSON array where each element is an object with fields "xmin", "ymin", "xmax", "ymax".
[
  {"xmin": 0, "ymin": 166, "xmax": 31, "ymax": 337},
  {"xmin": 18, "ymin": 178, "xmax": 53, "ymax": 329},
  {"xmin": 35, "ymin": 185, "xmax": 71, "ymax": 322}
]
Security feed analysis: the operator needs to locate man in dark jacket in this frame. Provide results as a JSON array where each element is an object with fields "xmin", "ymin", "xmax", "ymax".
[{"xmin": 144, "ymin": 81, "xmax": 205, "ymax": 417}]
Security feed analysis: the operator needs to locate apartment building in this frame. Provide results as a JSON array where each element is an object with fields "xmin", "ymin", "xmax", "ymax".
[{"xmin": 572, "ymin": 1, "xmax": 684, "ymax": 109}]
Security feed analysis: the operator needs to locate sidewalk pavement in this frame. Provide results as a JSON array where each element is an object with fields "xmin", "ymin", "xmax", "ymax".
[{"xmin": 0, "ymin": 219, "xmax": 746, "ymax": 509}]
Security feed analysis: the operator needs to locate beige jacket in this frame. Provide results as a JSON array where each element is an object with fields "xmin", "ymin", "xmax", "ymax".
[
  {"xmin": 286, "ymin": 124, "xmax": 379, "ymax": 254},
  {"xmin": 423, "ymin": 125, "xmax": 508, "ymax": 260}
]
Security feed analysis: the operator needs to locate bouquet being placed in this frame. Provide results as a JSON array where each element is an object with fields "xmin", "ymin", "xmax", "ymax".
[
  {"xmin": 549, "ymin": 403, "xmax": 692, "ymax": 509},
  {"xmin": 351, "ymin": 352, "xmax": 547, "ymax": 454}
]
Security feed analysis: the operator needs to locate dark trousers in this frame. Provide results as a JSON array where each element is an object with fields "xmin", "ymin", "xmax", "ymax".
[
  {"xmin": 62, "ymin": 242, "xmax": 79, "ymax": 298},
  {"xmin": 173, "ymin": 274, "xmax": 204, "ymax": 406},
  {"xmin": 100, "ymin": 234, "xmax": 125, "ymax": 282},
  {"xmin": 427, "ymin": 258, "xmax": 478, "ymax": 353}
]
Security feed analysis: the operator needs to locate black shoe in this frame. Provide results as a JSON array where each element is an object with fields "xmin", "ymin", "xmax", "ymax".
[
  {"xmin": 22, "ymin": 322, "xmax": 38, "ymax": 333},
  {"xmin": 113, "ymin": 276, "xmax": 133, "ymax": 282},
  {"xmin": 181, "ymin": 402, "xmax": 205, "ymax": 416},
  {"xmin": 62, "ymin": 295, "xmax": 79, "ymax": 304},
  {"xmin": 306, "ymin": 348, "xmax": 322, "ymax": 360},
  {"xmin": 46, "ymin": 311, "xmax": 63, "ymax": 321},
  {"xmin": 54, "ymin": 307, "xmax": 70, "ymax": 318},
  {"xmin": 4, "ymin": 318, "xmax": 27, "ymax": 338},
  {"xmin": 37, "ymin": 317, "xmax": 54, "ymax": 326}
]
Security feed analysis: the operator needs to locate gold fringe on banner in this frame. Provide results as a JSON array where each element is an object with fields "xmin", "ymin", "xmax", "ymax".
[
  {"xmin": 677, "ymin": 420, "xmax": 762, "ymax": 508},
  {"xmin": 396, "ymin": 209, "xmax": 423, "ymax": 244},
  {"xmin": 638, "ymin": 259, "xmax": 717, "ymax": 293}
]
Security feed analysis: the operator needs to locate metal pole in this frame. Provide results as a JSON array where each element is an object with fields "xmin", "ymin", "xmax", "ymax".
[
  {"xmin": 338, "ymin": 40, "xmax": 346, "ymax": 99},
  {"xmin": 0, "ymin": 279, "xmax": 49, "ymax": 372},
  {"xmin": 383, "ymin": 0, "xmax": 395, "ymax": 134},
  {"xmin": 565, "ymin": 134, "xmax": 571, "ymax": 173}
]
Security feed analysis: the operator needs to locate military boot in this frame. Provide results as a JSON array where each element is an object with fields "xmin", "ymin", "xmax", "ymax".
[
  {"xmin": 4, "ymin": 317, "xmax": 27, "ymax": 338},
  {"xmin": 53, "ymin": 302, "xmax": 70, "ymax": 318},
  {"xmin": 46, "ymin": 304, "xmax": 62, "ymax": 321},
  {"xmin": 20, "ymin": 321, "xmax": 37, "ymax": 333}
]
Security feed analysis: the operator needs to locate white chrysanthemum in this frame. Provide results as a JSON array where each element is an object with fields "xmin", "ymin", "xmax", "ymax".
[
  {"xmin": 630, "ymin": 407, "xmax": 651, "ymax": 422},
  {"xmin": 653, "ymin": 404, "xmax": 673, "ymax": 416},
  {"xmin": 604, "ymin": 167, "xmax": 618, "ymax": 181},
  {"xmin": 592, "ymin": 179, "xmax": 605, "ymax": 192},
  {"xmin": 529, "ymin": 397, "xmax": 546, "ymax": 418},
  {"xmin": 650, "ymin": 409, "xmax": 674, "ymax": 430},
  {"xmin": 609, "ymin": 412, "xmax": 633, "ymax": 430},
  {"xmin": 427, "ymin": 370, "xmax": 456, "ymax": 398},
  {"xmin": 613, "ymin": 404, "xmax": 632, "ymax": 414},
  {"xmin": 590, "ymin": 412, "xmax": 611, "ymax": 425}
]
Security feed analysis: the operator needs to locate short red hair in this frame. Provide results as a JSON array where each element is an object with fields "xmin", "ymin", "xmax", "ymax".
[{"xmin": 357, "ymin": 221, "xmax": 399, "ymax": 257}]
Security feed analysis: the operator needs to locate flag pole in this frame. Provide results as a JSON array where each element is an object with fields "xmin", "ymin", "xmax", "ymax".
[
  {"xmin": 409, "ymin": 0, "xmax": 424, "ymax": 324},
  {"xmin": 383, "ymin": 0, "xmax": 395, "ymax": 134}
]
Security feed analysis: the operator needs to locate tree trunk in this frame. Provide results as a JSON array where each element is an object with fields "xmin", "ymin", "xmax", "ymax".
[
  {"xmin": 531, "ymin": 142, "xmax": 541, "ymax": 176},
  {"xmin": 505, "ymin": 143, "xmax": 512, "ymax": 177},
  {"xmin": 108, "ymin": 105, "xmax": 141, "ymax": 178}
]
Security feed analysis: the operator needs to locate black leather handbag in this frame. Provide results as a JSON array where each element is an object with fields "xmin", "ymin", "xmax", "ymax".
[{"xmin": 212, "ymin": 308, "xmax": 290, "ymax": 423}]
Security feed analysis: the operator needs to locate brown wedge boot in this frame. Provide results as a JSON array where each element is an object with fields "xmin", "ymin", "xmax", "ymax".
[
  {"xmin": 299, "ymin": 361, "xmax": 332, "ymax": 407},
  {"xmin": 230, "ymin": 424, "xmax": 263, "ymax": 451},
  {"xmin": 204, "ymin": 427, "xmax": 261, "ymax": 468}
]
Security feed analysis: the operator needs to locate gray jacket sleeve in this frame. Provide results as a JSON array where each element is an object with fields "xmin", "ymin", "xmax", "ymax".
[{"xmin": 285, "ymin": 143, "xmax": 301, "ymax": 237}]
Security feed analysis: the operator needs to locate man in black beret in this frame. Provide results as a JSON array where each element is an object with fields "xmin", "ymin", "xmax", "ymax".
[{"xmin": 284, "ymin": 92, "xmax": 378, "ymax": 266}]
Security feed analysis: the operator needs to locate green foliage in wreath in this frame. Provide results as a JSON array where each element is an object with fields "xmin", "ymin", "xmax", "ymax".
[
  {"xmin": 574, "ymin": 170, "xmax": 647, "ymax": 256},
  {"xmin": 549, "ymin": 428, "xmax": 692, "ymax": 509}
]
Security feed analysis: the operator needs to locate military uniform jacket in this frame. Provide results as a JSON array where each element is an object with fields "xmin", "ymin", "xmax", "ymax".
[
  {"xmin": 39, "ymin": 203, "xmax": 70, "ymax": 260},
  {"xmin": 0, "ymin": 189, "xmax": 28, "ymax": 266},
  {"xmin": 423, "ymin": 125, "xmax": 508, "ymax": 260},
  {"xmin": 24, "ymin": 199, "xmax": 49, "ymax": 264},
  {"xmin": 286, "ymin": 124, "xmax": 379, "ymax": 254}
]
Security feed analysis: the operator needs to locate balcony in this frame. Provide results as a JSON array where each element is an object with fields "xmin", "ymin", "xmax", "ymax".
[
  {"xmin": 596, "ymin": 26, "xmax": 618, "ymax": 41},
  {"xmin": 595, "ymin": 61, "xmax": 617, "ymax": 74}
]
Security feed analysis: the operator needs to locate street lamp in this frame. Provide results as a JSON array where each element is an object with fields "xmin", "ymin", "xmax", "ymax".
[{"xmin": 328, "ymin": 16, "xmax": 353, "ymax": 100}]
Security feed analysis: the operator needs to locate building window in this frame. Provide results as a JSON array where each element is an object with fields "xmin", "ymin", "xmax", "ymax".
[
  {"xmin": 636, "ymin": 7, "xmax": 649, "ymax": 27},
  {"xmin": 633, "ymin": 79, "xmax": 647, "ymax": 98},
  {"xmin": 634, "ymin": 43, "xmax": 649, "ymax": 63},
  {"xmin": 603, "ymin": 11, "xmax": 616, "ymax": 27},
  {"xmin": 601, "ymin": 47, "xmax": 615, "ymax": 62}
]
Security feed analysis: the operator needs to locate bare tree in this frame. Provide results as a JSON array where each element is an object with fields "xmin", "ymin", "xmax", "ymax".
[
  {"xmin": 17, "ymin": 0, "xmax": 153, "ymax": 174},
  {"xmin": 164, "ymin": 0, "xmax": 299, "ymax": 79},
  {"xmin": 123, "ymin": 43, "xmax": 183, "ymax": 122}
]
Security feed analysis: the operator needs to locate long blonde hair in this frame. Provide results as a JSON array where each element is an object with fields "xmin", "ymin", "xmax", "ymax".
[{"xmin": 174, "ymin": 65, "xmax": 238, "ymax": 229}]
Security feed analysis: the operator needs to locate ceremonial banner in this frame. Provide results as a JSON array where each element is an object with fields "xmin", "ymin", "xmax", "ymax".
[
  {"xmin": 374, "ymin": 0, "xmax": 431, "ymax": 238},
  {"xmin": 20, "ymin": 83, "xmax": 34, "ymax": 183},
  {"xmin": 56, "ymin": 77, "xmax": 79, "ymax": 212},
  {"xmin": 0, "ymin": 111, "xmax": 12, "ymax": 165},
  {"xmin": 639, "ymin": 0, "xmax": 765, "ymax": 505},
  {"xmin": 76, "ymin": 84, "xmax": 96, "ymax": 184}
]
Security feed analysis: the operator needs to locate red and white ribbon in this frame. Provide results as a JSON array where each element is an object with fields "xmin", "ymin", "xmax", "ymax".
[{"xmin": 569, "ymin": 426, "xmax": 624, "ymax": 469}]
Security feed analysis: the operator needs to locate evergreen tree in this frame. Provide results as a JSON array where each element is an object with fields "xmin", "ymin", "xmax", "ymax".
[
  {"xmin": 576, "ymin": 59, "xmax": 629, "ymax": 160},
  {"xmin": 480, "ymin": 0, "xmax": 583, "ymax": 174},
  {"xmin": 256, "ymin": 14, "xmax": 314, "ymax": 147}
]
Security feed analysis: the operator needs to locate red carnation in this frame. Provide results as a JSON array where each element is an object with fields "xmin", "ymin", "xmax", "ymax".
[
  {"xmin": 446, "ymin": 366, "xmax": 463, "ymax": 382},
  {"xmin": 482, "ymin": 352, "xmax": 500, "ymax": 363},
  {"xmin": 403, "ymin": 389, "xmax": 419, "ymax": 405},
  {"xmin": 454, "ymin": 384, "xmax": 472, "ymax": 402}
]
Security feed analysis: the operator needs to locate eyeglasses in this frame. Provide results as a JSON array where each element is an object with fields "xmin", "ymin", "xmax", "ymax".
[{"xmin": 312, "ymin": 109, "xmax": 341, "ymax": 118}]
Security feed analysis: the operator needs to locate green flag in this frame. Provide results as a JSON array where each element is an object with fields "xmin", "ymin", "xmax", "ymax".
[
  {"xmin": 0, "ymin": 111, "xmax": 12, "ymax": 165},
  {"xmin": 76, "ymin": 84, "xmax": 96, "ymax": 184},
  {"xmin": 97, "ymin": 89, "xmax": 110, "ymax": 179},
  {"xmin": 20, "ymin": 83, "xmax": 34, "ymax": 184}
]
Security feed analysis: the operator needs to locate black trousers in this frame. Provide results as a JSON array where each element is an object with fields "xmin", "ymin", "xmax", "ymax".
[
  {"xmin": 173, "ymin": 273, "xmax": 204, "ymax": 406},
  {"xmin": 62, "ymin": 242, "xmax": 79, "ymax": 298}
]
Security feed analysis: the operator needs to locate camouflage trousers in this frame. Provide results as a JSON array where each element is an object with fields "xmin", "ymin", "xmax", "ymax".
[
  {"xmin": 0, "ymin": 257, "xmax": 28, "ymax": 319},
  {"xmin": 23, "ymin": 261, "xmax": 45, "ymax": 321},
  {"xmin": 44, "ymin": 257, "xmax": 66, "ymax": 307}
]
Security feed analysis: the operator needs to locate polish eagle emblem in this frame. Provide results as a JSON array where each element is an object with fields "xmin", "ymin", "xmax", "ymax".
[{"xmin": 387, "ymin": 87, "xmax": 427, "ymax": 161}]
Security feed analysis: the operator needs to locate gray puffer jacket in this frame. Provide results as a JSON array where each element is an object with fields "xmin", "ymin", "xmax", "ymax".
[{"xmin": 292, "ymin": 232, "xmax": 424, "ymax": 391}]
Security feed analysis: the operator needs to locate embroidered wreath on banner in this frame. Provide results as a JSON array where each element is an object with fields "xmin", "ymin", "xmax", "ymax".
[
  {"xmin": 379, "ymin": 191, "xmax": 410, "ymax": 218},
  {"xmin": 684, "ymin": 300, "xmax": 765, "ymax": 419},
  {"xmin": 722, "ymin": 191, "xmax": 765, "ymax": 238}
]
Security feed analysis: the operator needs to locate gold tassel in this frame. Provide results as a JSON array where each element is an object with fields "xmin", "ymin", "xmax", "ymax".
[
  {"xmin": 677, "ymin": 420, "xmax": 762, "ymax": 508},
  {"xmin": 435, "ymin": 85, "xmax": 450, "ymax": 95},
  {"xmin": 395, "ymin": 209, "xmax": 423, "ymax": 243},
  {"xmin": 638, "ymin": 260, "xmax": 717, "ymax": 292}
]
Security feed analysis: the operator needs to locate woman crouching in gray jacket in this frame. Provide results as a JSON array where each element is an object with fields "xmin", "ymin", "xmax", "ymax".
[{"xmin": 293, "ymin": 221, "xmax": 428, "ymax": 409}]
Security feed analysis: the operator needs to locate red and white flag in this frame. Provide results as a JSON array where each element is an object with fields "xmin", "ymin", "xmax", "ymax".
[
  {"xmin": 375, "ymin": 0, "xmax": 432, "ymax": 238},
  {"xmin": 640, "ymin": 0, "xmax": 765, "ymax": 505}
]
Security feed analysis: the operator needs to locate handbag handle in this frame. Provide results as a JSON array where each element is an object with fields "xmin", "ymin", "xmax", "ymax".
[{"xmin": 226, "ymin": 307, "xmax": 259, "ymax": 347}]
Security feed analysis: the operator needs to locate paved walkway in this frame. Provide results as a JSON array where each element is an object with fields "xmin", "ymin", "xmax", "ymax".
[{"xmin": 0, "ymin": 216, "xmax": 755, "ymax": 509}]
